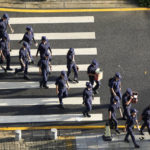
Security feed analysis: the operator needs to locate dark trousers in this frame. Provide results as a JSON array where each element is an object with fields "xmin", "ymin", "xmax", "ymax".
[
  {"xmin": 58, "ymin": 89, "xmax": 68, "ymax": 105},
  {"xmin": 16, "ymin": 61, "xmax": 28, "ymax": 77},
  {"xmin": 67, "ymin": 63, "xmax": 78, "ymax": 79},
  {"xmin": 109, "ymin": 115, "xmax": 118, "ymax": 130},
  {"xmin": 141, "ymin": 119, "xmax": 150, "ymax": 134},
  {"xmin": 125, "ymin": 127, "xmax": 137, "ymax": 146},
  {"xmin": 41, "ymin": 69, "xmax": 48, "ymax": 86},
  {"xmin": 83, "ymin": 101, "xmax": 92, "ymax": 114},
  {"xmin": 3, "ymin": 52, "xmax": 10, "ymax": 68},
  {"xmin": 89, "ymin": 76, "xmax": 100, "ymax": 91},
  {"xmin": 123, "ymin": 106, "xmax": 131, "ymax": 119}
]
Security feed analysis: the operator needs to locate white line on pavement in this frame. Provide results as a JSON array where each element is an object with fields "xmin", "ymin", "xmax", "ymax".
[
  {"xmin": 0, "ymin": 97, "xmax": 100, "ymax": 106},
  {"xmin": 9, "ymin": 16, "xmax": 94, "ymax": 24},
  {"xmin": 0, "ymin": 64, "xmax": 90, "ymax": 72},
  {"xmin": 0, "ymin": 114, "xmax": 102, "ymax": 123},
  {"xmin": 11, "ymin": 48, "xmax": 97, "ymax": 56},
  {"xmin": 9, "ymin": 32, "xmax": 95, "ymax": 40},
  {"xmin": 0, "ymin": 81, "xmax": 88, "ymax": 89}
]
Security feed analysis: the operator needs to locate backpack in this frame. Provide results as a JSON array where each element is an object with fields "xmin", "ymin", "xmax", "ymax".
[{"xmin": 108, "ymin": 77, "xmax": 114, "ymax": 88}]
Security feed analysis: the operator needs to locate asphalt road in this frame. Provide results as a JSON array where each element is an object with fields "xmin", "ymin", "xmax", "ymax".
[{"xmin": 0, "ymin": 11, "xmax": 150, "ymax": 126}]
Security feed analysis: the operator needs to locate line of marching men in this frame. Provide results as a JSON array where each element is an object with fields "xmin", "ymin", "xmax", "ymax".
[
  {"xmin": 108, "ymin": 72, "xmax": 150, "ymax": 148},
  {"xmin": 0, "ymin": 13, "xmax": 150, "ymax": 148},
  {"xmin": 0, "ymin": 14, "xmax": 101, "ymax": 111}
]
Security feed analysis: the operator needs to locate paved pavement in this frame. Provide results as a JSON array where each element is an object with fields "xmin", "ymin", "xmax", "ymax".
[
  {"xmin": 0, "ymin": 129, "xmax": 149, "ymax": 149},
  {"xmin": 0, "ymin": 0, "xmax": 138, "ymax": 9},
  {"xmin": 0, "ymin": 10, "xmax": 150, "ymax": 127}
]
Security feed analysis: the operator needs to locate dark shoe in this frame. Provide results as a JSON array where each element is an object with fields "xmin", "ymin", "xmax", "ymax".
[
  {"xmin": 43, "ymin": 85, "xmax": 49, "ymax": 89},
  {"xmin": 134, "ymin": 144, "xmax": 140, "ymax": 148},
  {"xmin": 122, "ymin": 117, "xmax": 127, "ymax": 120},
  {"xmin": 93, "ymin": 90, "xmax": 99, "ymax": 95},
  {"xmin": 1, "ymin": 66, "xmax": 7, "ymax": 73},
  {"xmin": 14, "ymin": 69, "xmax": 17, "ymax": 74},
  {"xmin": 140, "ymin": 130, "xmax": 144, "ymax": 135},
  {"xmin": 124, "ymin": 139, "xmax": 130, "ymax": 143},
  {"xmin": 31, "ymin": 60, "xmax": 34, "ymax": 64},
  {"xmin": 68, "ymin": 78, "xmax": 72, "ymax": 82},
  {"xmin": 115, "ymin": 129, "xmax": 120, "ymax": 134},
  {"xmin": 73, "ymin": 78, "xmax": 79, "ymax": 83},
  {"xmin": 59, "ymin": 104, "xmax": 64, "ymax": 109},
  {"xmin": 6, "ymin": 67, "xmax": 13, "ymax": 71},
  {"xmin": 86, "ymin": 113, "xmax": 91, "ymax": 118},
  {"xmin": 24, "ymin": 76, "xmax": 31, "ymax": 80},
  {"xmin": 39, "ymin": 81, "xmax": 43, "ymax": 88},
  {"xmin": 82, "ymin": 112, "xmax": 86, "ymax": 117}
]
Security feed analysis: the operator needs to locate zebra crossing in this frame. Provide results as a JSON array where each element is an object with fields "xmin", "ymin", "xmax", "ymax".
[{"xmin": 0, "ymin": 15, "xmax": 103, "ymax": 124}]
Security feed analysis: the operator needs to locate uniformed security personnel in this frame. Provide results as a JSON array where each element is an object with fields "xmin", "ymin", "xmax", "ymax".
[
  {"xmin": 39, "ymin": 52, "xmax": 51, "ymax": 89},
  {"xmin": 108, "ymin": 96, "xmax": 120, "ymax": 134},
  {"xmin": 19, "ymin": 26, "xmax": 37, "ymax": 64},
  {"xmin": 139, "ymin": 104, "xmax": 150, "ymax": 135},
  {"xmin": 124, "ymin": 108, "xmax": 140, "ymax": 148},
  {"xmin": 0, "ymin": 13, "xmax": 14, "ymax": 39},
  {"xmin": 87, "ymin": 59, "xmax": 101, "ymax": 94},
  {"xmin": 82, "ymin": 82, "xmax": 93, "ymax": 117},
  {"xmin": 67, "ymin": 48, "xmax": 78, "ymax": 83},
  {"xmin": 55, "ymin": 71, "xmax": 69, "ymax": 109},
  {"xmin": 14, "ymin": 42, "xmax": 31, "ymax": 80},
  {"xmin": 0, "ymin": 33, "xmax": 12, "ymax": 71},
  {"xmin": 122, "ymin": 88, "xmax": 133, "ymax": 120},
  {"xmin": 109, "ymin": 72, "xmax": 123, "ymax": 118},
  {"xmin": 36, "ymin": 36, "xmax": 52, "ymax": 59}
]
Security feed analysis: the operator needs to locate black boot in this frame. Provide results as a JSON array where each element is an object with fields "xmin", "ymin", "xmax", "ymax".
[{"xmin": 86, "ymin": 113, "xmax": 91, "ymax": 118}]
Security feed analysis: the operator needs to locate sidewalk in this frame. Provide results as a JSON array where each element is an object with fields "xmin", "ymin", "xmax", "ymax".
[
  {"xmin": 0, "ymin": 129, "xmax": 149, "ymax": 149},
  {"xmin": 0, "ymin": 0, "xmax": 139, "ymax": 9}
]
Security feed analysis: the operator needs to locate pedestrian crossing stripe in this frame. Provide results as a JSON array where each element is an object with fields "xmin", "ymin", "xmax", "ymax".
[
  {"xmin": 0, "ymin": 114, "xmax": 103, "ymax": 123},
  {"xmin": 9, "ymin": 16, "xmax": 94, "ymax": 24},
  {"xmin": 11, "ymin": 48, "xmax": 97, "ymax": 56},
  {"xmin": 9, "ymin": 32, "xmax": 95, "ymax": 40},
  {"xmin": 0, "ymin": 97, "xmax": 100, "ymax": 106},
  {"xmin": 0, "ymin": 81, "xmax": 101, "ymax": 89},
  {"xmin": 1, "ymin": 64, "xmax": 90, "ymax": 72}
]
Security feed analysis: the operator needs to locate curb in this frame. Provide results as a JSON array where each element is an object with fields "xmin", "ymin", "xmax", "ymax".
[
  {"xmin": 0, "ymin": 125, "xmax": 142, "ymax": 130},
  {"xmin": 0, "ymin": 7, "xmax": 150, "ymax": 13}
]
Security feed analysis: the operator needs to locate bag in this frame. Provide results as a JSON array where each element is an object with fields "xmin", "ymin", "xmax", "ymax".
[{"xmin": 108, "ymin": 77, "xmax": 114, "ymax": 87}]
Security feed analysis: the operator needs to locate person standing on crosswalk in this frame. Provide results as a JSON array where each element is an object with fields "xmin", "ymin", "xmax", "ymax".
[
  {"xmin": 108, "ymin": 96, "xmax": 120, "ymax": 134},
  {"xmin": 55, "ymin": 71, "xmax": 69, "ymax": 109},
  {"xmin": 0, "ymin": 13, "xmax": 14, "ymax": 40},
  {"xmin": 66, "ymin": 48, "xmax": 78, "ymax": 83},
  {"xmin": 124, "ymin": 108, "xmax": 140, "ymax": 148},
  {"xmin": 82, "ymin": 82, "xmax": 93, "ymax": 118},
  {"xmin": 39, "ymin": 52, "xmax": 50, "ymax": 89},
  {"xmin": 0, "ymin": 33, "xmax": 12, "ymax": 71},
  {"xmin": 109, "ymin": 72, "xmax": 123, "ymax": 118},
  {"xmin": 19, "ymin": 26, "xmax": 37, "ymax": 64},
  {"xmin": 14, "ymin": 42, "xmax": 31, "ymax": 80},
  {"xmin": 87, "ymin": 59, "xmax": 100, "ymax": 94}
]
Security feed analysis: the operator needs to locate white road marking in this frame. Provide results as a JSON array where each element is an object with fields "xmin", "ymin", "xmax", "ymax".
[
  {"xmin": 0, "ymin": 64, "xmax": 90, "ymax": 72},
  {"xmin": 0, "ymin": 97, "xmax": 100, "ymax": 106},
  {"xmin": 9, "ymin": 16, "xmax": 94, "ymax": 24},
  {"xmin": 9, "ymin": 32, "xmax": 95, "ymax": 40},
  {"xmin": 0, "ymin": 114, "xmax": 102, "ymax": 123},
  {"xmin": 0, "ymin": 81, "xmax": 88, "ymax": 89},
  {"xmin": 11, "ymin": 48, "xmax": 97, "ymax": 56}
]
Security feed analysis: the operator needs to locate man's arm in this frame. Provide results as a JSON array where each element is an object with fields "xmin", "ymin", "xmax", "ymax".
[{"xmin": 8, "ymin": 23, "xmax": 14, "ymax": 33}]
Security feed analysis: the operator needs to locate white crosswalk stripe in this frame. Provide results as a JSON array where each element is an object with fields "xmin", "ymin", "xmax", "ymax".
[
  {"xmin": 0, "ymin": 64, "xmax": 91, "ymax": 72},
  {"xmin": 9, "ymin": 32, "xmax": 96, "ymax": 40},
  {"xmin": 0, "ymin": 97, "xmax": 100, "ymax": 106},
  {"xmin": 9, "ymin": 16, "xmax": 94, "ymax": 24},
  {"xmin": 0, "ymin": 114, "xmax": 103, "ymax": 123},
  {"xmin": 0, "ymin": 81, "xmax": 90, "ymax": 89},
  {"xmin": 11, "ymin": 48, "xmax": 97, "ymax": 56}
]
